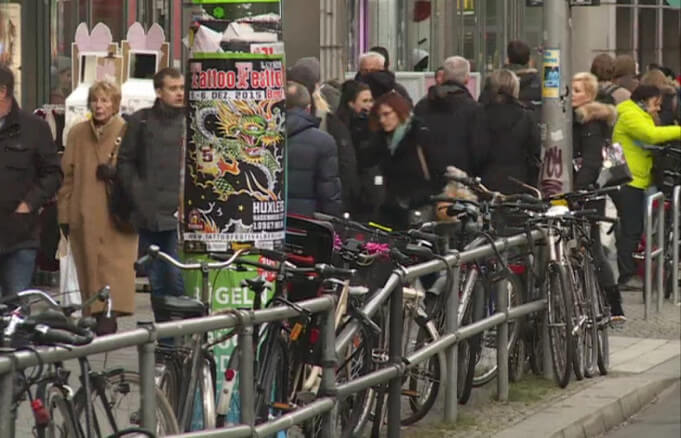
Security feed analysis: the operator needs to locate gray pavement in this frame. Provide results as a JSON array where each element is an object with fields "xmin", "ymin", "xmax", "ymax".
[{"xmin": 603, "ymin": 382, "xmax": 681, "ymax": 438}]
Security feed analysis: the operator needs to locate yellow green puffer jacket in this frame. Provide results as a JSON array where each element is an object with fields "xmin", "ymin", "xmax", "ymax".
[{"xmin": 613, "ymin": 100, "xmax": 681, "ymax": 189}]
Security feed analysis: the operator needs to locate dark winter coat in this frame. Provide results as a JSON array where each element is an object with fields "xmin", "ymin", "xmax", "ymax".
[
  {"xmin": 413, "ymin": 80, "xmax": 488, "ymax": 179},
  {"xmin": 479, "ymin": 65, "xmax": 542, "ymax": 123},
  {"xmin": 478, "ymin": 96, "xmax": 541, "ymax": 194},
  {"xmin": 286, "ymin": 108, "xmax": 342, "ymax": 217},
  {"xmin": 117, "ymin": 99, "xmax": 184, "ymax": 232},
  {"xmin": 0, "ymin": 100, "xmax": 62, "ymax": 255},
  {"xmin": 320, "ymin": 111, "xmax": 360, "ymax": 213},
  {"xmin": 573, "ymin": 101, "xmax": 617, "ymax": 190},
  {"xmin": 355, "ymin": 70, "xmax": 412, "ymax": 106},
  {"xmin": 360, "ymin": 117, "xmax": 439, "ymax": 229},
  {"xmin": 341, "ymin": 112, "xmax": 385, "ymax": 222}
]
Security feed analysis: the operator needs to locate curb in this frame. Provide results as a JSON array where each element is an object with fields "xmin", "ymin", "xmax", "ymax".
[{"xmin": 555, "ymin": 377, "xmax": 678, "ymax": 438}]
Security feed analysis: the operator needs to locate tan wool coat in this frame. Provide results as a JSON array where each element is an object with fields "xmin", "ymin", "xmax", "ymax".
[{"xmin": 58, "ymin": 116, "xmax": 137, "ymax": 316}]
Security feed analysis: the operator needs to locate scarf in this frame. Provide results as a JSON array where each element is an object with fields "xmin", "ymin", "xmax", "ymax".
[{"xmin": 388, "ymin": 117, "xmax": 412, "ymax": 156}]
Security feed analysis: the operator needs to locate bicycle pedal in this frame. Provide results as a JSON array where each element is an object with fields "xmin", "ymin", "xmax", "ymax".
[{"xmin": 271, "ymin": 402, "xmax": 297, "ymax": 412}]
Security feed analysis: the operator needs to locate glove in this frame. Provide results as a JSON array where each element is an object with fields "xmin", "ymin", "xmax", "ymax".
[{"xmin": 60, "ymin": 224, "xmax": 70, "ymax": 238}]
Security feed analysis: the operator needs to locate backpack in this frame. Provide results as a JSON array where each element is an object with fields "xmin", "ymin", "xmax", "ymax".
[{"xmin": 596, "ymin": 83, "xmax": 620, "ymax": 106}]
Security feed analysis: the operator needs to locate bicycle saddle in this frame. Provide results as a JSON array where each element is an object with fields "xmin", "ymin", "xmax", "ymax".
[{"xmin": 150, "ymin": 295, "xmax": 206, "ymax": 320}]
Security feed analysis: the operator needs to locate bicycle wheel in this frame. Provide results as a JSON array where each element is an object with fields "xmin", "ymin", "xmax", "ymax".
[
  {"xmin": 73, "ymin": 370, "xmax": 179, "ymax": 437},
  {"xmin": 401, "ymin": 322, "xmax": 441, "ymax": 425},
  {"xmin": 38, "ymin": 386, "xmax": 80, "ymax": 438},
  {"xmin": 595, "ymin": 281, "xmax": 610, "ymax": 376},
  {"xmin": 546, "ymin": 262, "xmax": 574, "ymax": 388},
  {"xmin": 255, "ymin": 333, "xmax": 289, "ymax": 425},
  {"xmin": 457, "ymin": 290, "xmax": 480, "ymax": 404},
  {"xmin": 582, "ymin": 258, "xmax": 600, "ymax": 378},
  {"xmin": 567, "ymin": 262, "xmax": 586, "ymax": 381},
  {"xmin": 473, "ymin": 275, "xmax": 523, "ymax": 387}
]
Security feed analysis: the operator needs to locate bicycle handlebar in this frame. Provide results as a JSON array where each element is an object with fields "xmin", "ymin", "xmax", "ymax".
[{"xmin": 136, "ymin": 245, "xmax": 246, "ymax": 271}]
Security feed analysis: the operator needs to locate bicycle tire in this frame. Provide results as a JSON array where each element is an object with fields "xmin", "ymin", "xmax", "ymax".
[
  {"xmin": 472, "ymin": 275, "xmax": 523, "ymax": 387},
  {"xmin": 73, "ymin": 370, "xmax": 179, "ymax": 437},
  {"xmin": 39, "ymin": 385, "xmax": 80, "ymax": 438},
  {"xmin": 595, "ymin": 282, "xmax": 610, "ymax": 376},
  {"xmin": 582, "ymin": 258, "xmax": 599, "ymax": 378},
  {"xmin": 400, "ymin": 322, "xmax": 441, "ymax": 425},
  {"xmin": 567, "ymin": 262, "xmax": 586, "ymax": 381},
  {"xmin": 546, "ymin": 262, "xmax": 574, "ymax": 388},
  {"xmin": 457, "ymin": 289, "xmax": 480, "ymax": 404}
]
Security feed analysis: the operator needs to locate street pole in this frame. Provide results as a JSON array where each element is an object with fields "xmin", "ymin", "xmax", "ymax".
[{"xmin": 539, "ymin": 0, "xmax": 573, "ymax": 196}]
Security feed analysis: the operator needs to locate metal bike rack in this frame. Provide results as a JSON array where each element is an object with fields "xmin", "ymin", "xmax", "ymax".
[
  {"xmin": 644, "ymin": 191, "xmax": 665, "ymax": 319},
  {"xmin": 673, "ymin": 186, "xmax": 680, "ymax": 306}
]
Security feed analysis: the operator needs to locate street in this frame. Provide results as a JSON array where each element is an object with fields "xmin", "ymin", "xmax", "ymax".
[{"xmin": 604, "ymin": 382, "xmax": 681, "ymax": 438}]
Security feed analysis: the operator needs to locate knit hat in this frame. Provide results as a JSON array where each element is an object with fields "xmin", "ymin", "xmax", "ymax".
[{"xmin": 287, "ymin": 57, "xmax": 321, "ymax": 96}]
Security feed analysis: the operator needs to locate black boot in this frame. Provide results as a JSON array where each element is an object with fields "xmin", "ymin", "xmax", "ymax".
[{"xmin": 605, "ymin": 286, "xmax": 626, "ymax": 322}]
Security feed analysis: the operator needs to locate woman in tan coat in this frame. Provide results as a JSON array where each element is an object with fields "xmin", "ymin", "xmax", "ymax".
[{"xmin": 58, "ymin": 81, "xmax": 137, "ymax": 334}]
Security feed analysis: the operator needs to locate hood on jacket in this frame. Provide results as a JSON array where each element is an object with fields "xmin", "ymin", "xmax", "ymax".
[
  {"xmin": 356, "ymin": 70, "xmax": 398, "ymax": 100},
  {"xmin": 575, "ymin": 101, "xmax": 617, "ymax": 125},
  {"xmin": 426, "ymin": 80, "xmax": 472, "ymax": 109},
  {"xmin": 286, "ymin": 107, "xmax": 321, "ymax": 137}
]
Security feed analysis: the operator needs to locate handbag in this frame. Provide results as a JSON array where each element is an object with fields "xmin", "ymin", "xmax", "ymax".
[
  {"xmin": 98, "ymin": 126, "xmax": 136, "ymax": 233},
  {"xmin": 596, "ymin": 141, "xmax": 632, "ymax": 188}
]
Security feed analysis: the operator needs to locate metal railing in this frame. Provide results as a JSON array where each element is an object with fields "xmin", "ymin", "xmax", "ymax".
[
  {"xmin": 672, "ymin": 185, "xmax": 680, "ymax": 305},
  {"xmin": 644, "ymin": 191, "xmax": 665, "ymax": 319},
  {"xmin": 0, "ymin": 229, "xmax": 550, "ymax": 437}
]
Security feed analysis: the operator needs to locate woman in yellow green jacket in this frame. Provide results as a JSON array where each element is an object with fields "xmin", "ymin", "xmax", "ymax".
[{"xmin": 611, "ymin": 85, "xmax": 681, "ymax": 289}]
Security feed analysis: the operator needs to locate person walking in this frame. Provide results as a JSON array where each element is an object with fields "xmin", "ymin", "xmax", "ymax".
[
  {"xmin": 613, "ymin": 55, "xmax": 639, "ymax": 94},
  {"xmin": 117, "ymin": 68, "xmax": 186, "ymax": 317},
  {"xmin": 336, "ymin": 80, "xmax": 382, "ymax": 221},
  {"xmin": 501, "ymin": 40, "xmax": 542, "ymax": 120},
  {"xmin": 590, "ymin": 53, "xmax": 630, "ymax": 105},
  {"xmin": 363, "ymin": 91, "xmax": 440, "ymax": 229},
  {"xmin": 571, "ymin": 72, "xmax": 625, "ymax": 319},
  {"xmin": 414, "ymin": 56, "xmax": 488, "ymax": 179},
  {"xmin": 611, "ymin": 85, "xmax": 681, "ymax": 289},
  {"xmin": 0, "ymin": 66, "xmax": 62, "ymax": 296},
  {"xmin": 58, "ymin": 81, "xmax": 137, "ymax": 333},
  {"xmin": 285, "ymin": 81, "xmax": 342, "ymax": 217},
  {"xmin": 478, "ymin": 69, "xmax": 541, "ymax": 194}
]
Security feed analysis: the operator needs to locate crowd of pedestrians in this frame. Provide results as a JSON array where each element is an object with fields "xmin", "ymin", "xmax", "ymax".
[{"xmin": 0, "ymin": 42, "xmax": 679, "ymax": 331}]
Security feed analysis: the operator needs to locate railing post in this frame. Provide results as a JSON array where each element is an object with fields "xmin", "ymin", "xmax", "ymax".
[
  {"xmin": 444, "ymin": 264, "xmax": 460, "ymax": 423},
  {"xmin": 673, "ymin": 186, "xmax": 680, "ymax": 305},
  {"xmin": 319, "ymin": 296, "xmax": 338, "ymax": 436},
  {"xmin": 656, "ymin": 193, "xmax": 665, "ymax": 313},
  {"xmin": 496, "ymin": 271, "xmax": 509, "ymax": 402},
  {"xmin": 238, "ymin": 318, "xmax": 255, "ymax": 427},
  {"xmin": 0, "ymin": 363, "xmax": 15, "ymax": 438},
  {"xmin": 645, "ymin": 194, "xmax": 654, "ymax": 319},
  {"xmin": 387, "ymin": 283, "xmax": 404, "ymax": 437},
  {"xmin": 137, "ymin": 322, "xmax": 157, "ymax": 432}
]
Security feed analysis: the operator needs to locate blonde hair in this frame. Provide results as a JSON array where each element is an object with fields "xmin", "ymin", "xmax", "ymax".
[
  {"xmin": 487, "ymin": 69, "xmax": 520, "ymax": 100},
  {"xmin": 641, "ymin": 69, "xmax": 671, "ymax": 90},
  {"xmin": 88, "ymin": 80, "xmax": 122, "ymax": 114},
  {"xmin": 572, "ymin": 72, "xmax": 599, "ymax": 101}
]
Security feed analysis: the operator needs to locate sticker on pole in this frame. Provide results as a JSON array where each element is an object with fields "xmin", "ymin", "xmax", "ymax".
[
  {"xmin": 542, "ymin": 49, "xmax": 560, "ymax": 99},
  {"xmin": 182, "ymin": 55, "xmax": 286, "ymax": 251}
]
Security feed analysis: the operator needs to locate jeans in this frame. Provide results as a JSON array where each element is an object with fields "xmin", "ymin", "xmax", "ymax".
[
  {"xmin": 610, "ymin": 185, "xmax": 645, "ymax": 283},
  {"xmin": 138, "ymin": 229, "xmax": 185, "ymax": 298},
  {"xmin": 0, "ymin": 249, "xmax": 37, "ymax": 297}
]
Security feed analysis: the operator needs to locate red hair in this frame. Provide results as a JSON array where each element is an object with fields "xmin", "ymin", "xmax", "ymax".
[{"xmin": 368, "ymin": 91, "xmax": 411, "ymax": 131}]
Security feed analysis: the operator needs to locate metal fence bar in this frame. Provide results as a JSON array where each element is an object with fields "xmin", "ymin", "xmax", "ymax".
[
  {"xmin": 444, "ymin": 265, "xmax": 461, "ymax": 423},
  {"xmin": 645, "ymin": 191, "xmax": 665, "ymax": 319},
  {"xmin": 138, "ymin": 322, "xmax": 157, "ymax": 431},
  {"xmin": 496, "ymin": 276, "xmax": 509, "ymax": 402},
  {"xmin": 319, "ymin": 297, "xmax": 338, "ymax": 436},
  {"xmin": 656, "ymin": 191, "xmax": 665, "ymax": 313},
  {"xmin": 0, "ymin": 360, "xmax": 15, "ymax": 438},
  {"xmin": 238, "ymin": 323, "xmax": 255, "ymax": 427},
  {"xmin": 387, "ymin": 284, "xmax": 405, "ymax": 437},
  {"xmin": 254, "ymin": 398, "xmax": 334, "ymax": 436},
  {"xmin": 673, "ymin": 186, "xmax": 680, "ymax": 305}
]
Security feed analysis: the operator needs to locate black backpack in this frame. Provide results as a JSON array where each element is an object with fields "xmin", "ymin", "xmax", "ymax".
[{"xmin": 596, "ymin": 83, "xmax": 620, "ymax": 106}]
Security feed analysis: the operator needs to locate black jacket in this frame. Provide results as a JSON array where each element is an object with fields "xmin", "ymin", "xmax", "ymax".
[
  {"xmin": 572, "ymin": 102, "xmax": 617, "ymax": 190},
  {"xmin": 117, "ymin": 99, "xmax": 184, "ymax": 232},
  {"xmin": 0, "ymin": 100, "xmax": 62, "ymax": 254},
  {"xmin": 479, "ymin": 97, "xmax": 541, "ymax": 194},
  {"xmin": 413, "ymin": 81, "xmax": 488, "ymax": 179},
  {"xmin": 355, "ymin": 70, "xmax": 412, "ymax": 106},
  {"xmin": 286, "ymin": 108, "xmax": 342, "ymax": 217},
  {"xmin": 321, "ymin": 111, "xmax": 360, "ymax": 213},
  {"xmin": 360, "ymin": 117, "xmax": 439, "ymax": 229}
]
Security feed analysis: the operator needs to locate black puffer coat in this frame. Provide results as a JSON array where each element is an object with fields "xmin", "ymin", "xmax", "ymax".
[
  {"xmin": 0, "ymin": 100, "xmax": 62, "ymax": 254},
  {"xmin": 478, "ymin": 96, "xmax": 541, "ymax": 194},
  {"xmin": 414, "ymin": 81, "xmax": 488, "ymax": 180},
  {"xmin": 572, "ymin": 101, "xmax": 617, "ymax": 190},
  {"xmin": 360, "ymin": 118, "xmax": 440, "ymax": 229},
  {"xmin": 286, "ymin": 108, "xmax": 342, "ymax": 217},
  {"xmin": 321, "ymin": 111, "xmax": 360, "ymax": 213}
]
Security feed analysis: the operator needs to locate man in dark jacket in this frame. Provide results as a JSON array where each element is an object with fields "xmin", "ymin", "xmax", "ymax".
[
  {"xmin": 0, "ymin": 66, "xmax": 62, "ymax": 295},
  {"xmin": 118, "ymin": 67, "xmax": 185, "ymax": 300},
  {"xmin": 503, "ymin": 41, "xmax": 542, "ymax": 121},
  {"xmin": 355, "ymin": 51, "xmax": 413, "ymax": 105},
  {"xmin": 414, "ymin": 56, "xmax": 488, "ymax": 180},
  {"xmin": 285, "ymin": 81, "xmax": 342, "ymax": 217}
]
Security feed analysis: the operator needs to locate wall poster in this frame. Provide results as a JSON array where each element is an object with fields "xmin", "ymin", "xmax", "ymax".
[
  {"xmin": 542, "ymin": 49, "xmax": 560, "ymax": 99},
  {"xmin": 182, "ymin": 54, "xmax": 286, "ymax": 252}
]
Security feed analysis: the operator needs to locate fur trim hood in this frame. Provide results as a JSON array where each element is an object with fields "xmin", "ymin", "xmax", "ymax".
[{"xmin": 575, "ymin": 101, "xmax": 617, "ymax": 126}]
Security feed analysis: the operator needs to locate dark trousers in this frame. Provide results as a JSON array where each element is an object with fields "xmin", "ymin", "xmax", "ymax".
[
  {"xmin": 0, "ymin": 248, "xmax": 37, "ymax": 296},
  {"xmin": 610, "ymin": 185, "xmax": 645, "ymax": 283},
  {"xmin": 138, "ymin": 229, "xmax": 185, "ymax": 298}
]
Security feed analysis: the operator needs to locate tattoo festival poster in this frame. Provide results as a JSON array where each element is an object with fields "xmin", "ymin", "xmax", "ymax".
[{"xmin": 182, "ymin": 54, "xmax": 286, "ymax": 251}]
